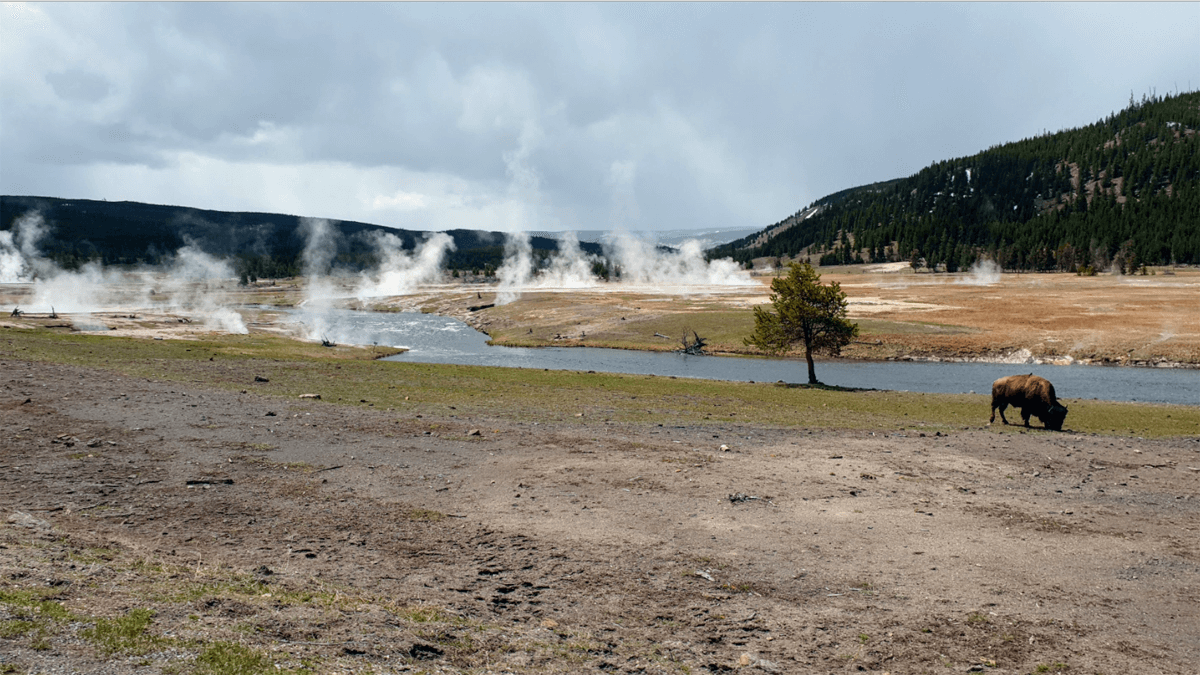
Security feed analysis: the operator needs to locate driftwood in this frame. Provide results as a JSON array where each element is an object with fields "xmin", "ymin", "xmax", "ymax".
[
  {"xmin": 321, "ymin": 336, "xmax": 336, "ymax": 347},
  {"xmin": 675, "ymin": 330, "xmax": 708, "ymax": 355},
  {"xmin": 10, "ymin": 307, "xmax": 21, "ymax": 317},
  {"xmin": 468, "ymin": 303, "xmax": 495, "ymax": 312},
  {"xmin": 49, "ymin": 307, "xmax": 58, "ymax": 319}
]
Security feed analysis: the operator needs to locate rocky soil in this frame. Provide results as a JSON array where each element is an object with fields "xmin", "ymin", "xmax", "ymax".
[{"xmin": 3, "ymin": 357, "xmax": 1199, "ymax": 674}]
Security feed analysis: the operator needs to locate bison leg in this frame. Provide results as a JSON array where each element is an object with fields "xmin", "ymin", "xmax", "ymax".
[
  {"xmin": 991, "ymin": 402, "xmax": 1010, "ymax": 425},
  {"xmin": 1020, "ymin": 408, "xmax": 1032, "ymax": 427}
]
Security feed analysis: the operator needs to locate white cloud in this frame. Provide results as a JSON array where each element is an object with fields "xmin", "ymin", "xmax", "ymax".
[{"xmin": 3, "ymin": 3, "xmax": 1198, "ymax": 234}]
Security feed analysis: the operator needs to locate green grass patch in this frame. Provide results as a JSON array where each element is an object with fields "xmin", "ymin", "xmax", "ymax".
[
  {"xmin": 0, "ymin": 619, "xmax": 38, "ymax": 639},
  {"xmin": 2, "ymin": 327, "xmax": 1196, "ymax": 437},
  {"xmin": 0, "ymin": 587, "xmax": 74, "ymax": 652},
  {"xmin": 81, "ymin": 607, "xmax": 162, "ymax": 656},
  {"xmin": 194, "ymin": 641, "xmax": 277, "ymax": 675},
  {"xmin": 0, "ymin": 588, "xmax": 73, "ymax": 622}
]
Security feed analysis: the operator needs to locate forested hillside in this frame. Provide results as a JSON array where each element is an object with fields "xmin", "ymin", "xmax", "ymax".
[
  {"xmin": 712, "ymin": 91, "xmax": 1200, "ymax": 272},
  {"xmin": 0, "ymin": 196, "xmax": 600, "ymax": 279}
]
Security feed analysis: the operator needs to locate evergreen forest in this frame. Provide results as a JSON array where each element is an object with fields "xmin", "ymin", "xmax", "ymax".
[
  {"xmin": 710, "ymin": 91, "xmax": 1200, "ymax": 272},
  {"xmin": 0, "ymin": 196, "xmax": 600, "ymax": 281}
]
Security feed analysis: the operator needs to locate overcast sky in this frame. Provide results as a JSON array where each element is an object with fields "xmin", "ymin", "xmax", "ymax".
[{"xmin": 2, "ymin": 3, "xmax": 1197, "ymax": 234}]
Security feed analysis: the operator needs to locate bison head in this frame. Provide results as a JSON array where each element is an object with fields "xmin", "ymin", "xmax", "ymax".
[{"xmin": 1042, "ymin": 403, "xmax": 1068, "ymax": 431}]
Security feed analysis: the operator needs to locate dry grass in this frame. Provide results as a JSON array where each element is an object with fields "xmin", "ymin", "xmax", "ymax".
[{"xmin": 446, "ymin": 268, "xmax": 1200, "ymax": 367}]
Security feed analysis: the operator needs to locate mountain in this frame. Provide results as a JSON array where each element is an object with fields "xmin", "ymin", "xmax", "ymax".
[
  {"xmin": 0, "ymin": 196, "xmax": 602, "ymax": 278},
  {"xmin": 710, "ymin": 91, "xmax": 1200, "ymax": 272}
]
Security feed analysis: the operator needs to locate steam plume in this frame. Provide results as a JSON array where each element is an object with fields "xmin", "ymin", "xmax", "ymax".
[
  {"xmin": 158, "ymin": 245, "xmax": 248, "ymax": 333},
  {"xmin": 0, "ymin": 212, "xmax": 52, "ymax": 282},
  {"xmin": 0, "ymin": 230, "xmax": 22, "ymax": 283},
  {"xmin": 356, "ymin": 232, "xmax": 456, "ymax": 300},
  {"xmin": 537, "ymin": 232, "xmax": 597, "ymax": 288},
  {"xmin": 495, "ymin": 232, "xmax": 535, "ymax": 305},
  {"xmin": 299, "ymin": 217, "xmax": 340, "ymax": 307},
  {"xmin": 603, "ymin": 233, "xmax": 752, "ymax": 287},
  {"xmin": 959, "ymin": 258, "xmax": 1001, "ymax": 286}
]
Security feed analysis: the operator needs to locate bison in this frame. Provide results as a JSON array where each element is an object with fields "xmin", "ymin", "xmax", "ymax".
[{"xmin": 989, "ymin": 374, "xmax": 1068, "ymax": 431}]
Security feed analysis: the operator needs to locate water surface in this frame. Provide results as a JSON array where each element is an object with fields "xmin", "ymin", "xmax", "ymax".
[{"xmin": 285, "ymin": 308, "xmax": 1199, "ymax": 406}]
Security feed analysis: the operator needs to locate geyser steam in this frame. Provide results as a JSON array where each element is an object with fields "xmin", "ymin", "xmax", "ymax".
[
  {"xmin": 960, "ymin": 258, "xmax": 1002, "ymax": 286},
  {"xmin": 494, "ymin": 231, "xmax": 603, "ymax": 306},
  {"xmin": 355, "ymin": 232, "xmax": 456, "ymax": 300},
  {"xmin": 495, "ymin": 232, "xmax": 535, "ymax": 306},
  {"xmin": 159, "ymin": 244, "xmax": 248, "ymax": 334},
  {"xmin": 492, "ymin": 230, "xmax": 752, "ymax": 304},
  {"xmin": 1, "ymin": 212, "xmax": 51, "ymax": 283},
  {"xmin": 603, "ymin": 232, "xmax": 752, "ymax": 287}
]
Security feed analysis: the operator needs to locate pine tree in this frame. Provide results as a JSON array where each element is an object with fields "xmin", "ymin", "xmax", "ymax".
[{"xmin": 744, "ymin": 263, "xmax": 858, "ymax": 385}]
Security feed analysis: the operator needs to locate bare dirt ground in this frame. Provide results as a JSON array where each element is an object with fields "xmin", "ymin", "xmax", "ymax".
[
  {"xmin": 3, "ymin": 357, "xmax": 1199, "ymax": 674},
  {"xmin": 828, "ymin": 268, "xmax": 1200, "ymax": 367}
]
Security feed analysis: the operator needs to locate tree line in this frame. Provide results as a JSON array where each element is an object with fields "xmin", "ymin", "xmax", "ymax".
[
  {"xmin": 0, "ymin": 196, "xmax": 603, "ymax": 281},
  {"xmin": 711, "ymin": 91, "xmax": 1200, "ymax": 271}
]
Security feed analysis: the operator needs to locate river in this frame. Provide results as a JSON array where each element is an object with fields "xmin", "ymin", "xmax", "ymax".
[{"xmin": 286, "ymin": 308, "xmax": 1199, "ymax": 406}]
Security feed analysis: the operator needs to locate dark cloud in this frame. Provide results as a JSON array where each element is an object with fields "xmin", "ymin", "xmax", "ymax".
[{"xmin": 2, "ymin": 3, "xmax": 1197, "ymax": 232}]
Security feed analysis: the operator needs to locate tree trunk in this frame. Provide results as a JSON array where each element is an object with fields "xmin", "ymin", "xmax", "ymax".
[{"xmin": 805, "ymin": 343, "xmax": 818, "ymax": 384}]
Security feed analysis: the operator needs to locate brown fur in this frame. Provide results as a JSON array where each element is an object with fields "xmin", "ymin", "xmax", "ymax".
[{"xmin": 989, "ymin": 374, "xmax": 1068, "ymax": 431}]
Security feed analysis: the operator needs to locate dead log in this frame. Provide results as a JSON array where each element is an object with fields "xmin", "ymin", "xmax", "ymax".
[{"xmin": 675, "ymin": 330, "xmax": 708, "ymax": 355}]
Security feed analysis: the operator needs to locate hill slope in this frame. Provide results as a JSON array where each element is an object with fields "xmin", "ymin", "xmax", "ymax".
[
  {"xmin": 0, "ymin": 196, "xmax": 600, "ymax": 278},
  {"xmin": 712, "ymin": 91, "xmax": 1200, "ymax": 271}
]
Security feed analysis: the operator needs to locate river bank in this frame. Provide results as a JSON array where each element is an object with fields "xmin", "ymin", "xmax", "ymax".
[{"xmin": 3, "ymin": 266, "xmax": 1197, "ymax": 370}]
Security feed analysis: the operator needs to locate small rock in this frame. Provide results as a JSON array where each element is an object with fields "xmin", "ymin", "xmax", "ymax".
[
  {"xmin": 8, "ymin": 511, "xmax": 51, "ymax": 530},
  {"xmin": 468, "ymin": 429, "xmax": 482, "ymax": 436},
  {"xmin": 254, "ymin": 375, "xmax": 269, "ymax": 383},
  {"xmin": 719, "ymin": 444, "xmax": 730, "ymax": 452},
  {"xmin": 539, "ymin": 618, "xmax": 558, "ymax": 628},
  {"xmin": 265, "ymin": 411, "xmax": 276, "ymax": 417},
  {"xmin": 755, "ymin": 658, "xmax": 782, "ymax": 673},
  {"xmin": 299, "ymin": 393, "xmax": 321, "ymax": 399},
  {"xmin": 739, "ymin": 653, "xmax": 753, "ymax": 667}
]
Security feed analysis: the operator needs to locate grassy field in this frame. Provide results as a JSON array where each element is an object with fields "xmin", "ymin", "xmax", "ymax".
[
  {"xmin": 456, "ymin": 268, "xmax": 1200, "ymax": 366},
  {"xmin": 478, "ymin": 296, "xmax": 979, "ymax": 354},
  {"xmin": 3, "ymin": 327, "xmax": 1196, "ymax": 437}
]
